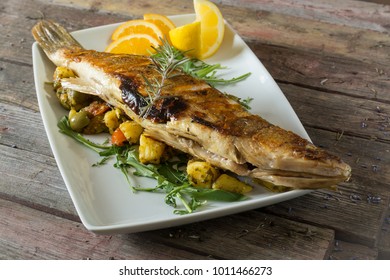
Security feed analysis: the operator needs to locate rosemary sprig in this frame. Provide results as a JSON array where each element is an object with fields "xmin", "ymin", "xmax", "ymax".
[
  {"xmin": 140, "ymin": 39, "xmax": 252, "ymax": 117},
  {"xmin": 140, "ymin": 40, "xmax": 191, "ymax": 117}
]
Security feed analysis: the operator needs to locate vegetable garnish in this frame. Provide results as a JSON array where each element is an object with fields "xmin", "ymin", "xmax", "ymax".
[
  {"xmin": 140, "ymin": 39, "xmax": 251, "ymax": 118},
  {"xmin": 58, "ymin": 116, "xmax": 246, "ymax": 215},
  {"xmin": 152, "ymin": 39, "xmax": 251, "ymax": 86}
]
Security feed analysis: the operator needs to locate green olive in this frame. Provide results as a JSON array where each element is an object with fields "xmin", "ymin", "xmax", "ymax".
[
  {"xmin": 69, "ymin": 90, "xmax": 90, "ymax": 105},
  {"xmin": 69, "ymin": 110, "xmax": 90, "ymax": 132}
]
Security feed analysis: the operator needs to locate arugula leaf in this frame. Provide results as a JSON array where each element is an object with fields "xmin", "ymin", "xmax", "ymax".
[
  {"xmin": 57, "ymin": 116, "xmax": 110, "ymax": 153},
  {"xmin": 183, "ymin": 187, "xmax": 246, "ymax": 202}
]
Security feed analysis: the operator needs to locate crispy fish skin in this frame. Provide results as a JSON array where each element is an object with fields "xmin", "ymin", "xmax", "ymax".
[{"xmin": 32, "ymin": 20, "xmax": 351, "ymax": 189}]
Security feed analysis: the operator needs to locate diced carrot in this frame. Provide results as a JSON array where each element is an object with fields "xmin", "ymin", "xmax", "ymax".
[{"xmin": 111, "ymin": 127, "xmax": 127, "ymax": 146}]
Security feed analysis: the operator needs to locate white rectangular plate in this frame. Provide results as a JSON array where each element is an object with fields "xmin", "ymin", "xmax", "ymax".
[{"xmin": 32, "ymin": 14, "xmax": 311, "ymax": 234}]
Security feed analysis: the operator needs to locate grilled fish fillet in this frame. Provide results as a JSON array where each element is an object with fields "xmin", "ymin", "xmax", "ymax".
[{"xmin": 32, "ymin": 20, "xmax": 351, "ymax": 189}]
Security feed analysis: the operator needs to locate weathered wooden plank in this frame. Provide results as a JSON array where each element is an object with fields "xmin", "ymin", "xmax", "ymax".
[
  {"xmin": 264, "ymin": 183, "xmax": 389, "ymax": 247},
  {"xmin": 0, "ymin": 103, "xmax": 50, "ymax": 155},
  {"xmin": 378, "ymin": 206, "xmax": 390, "ymax": 259},
  {"xmin": 0, "ymin": 60, "xmax": 39, "ymax": 111},
  {"xmin": 144, "ymin": 211, "xmax": 335, "ymax": 259},
  {"xmin": 235, "ymin": 10, "xmax": 390, "ymax": 65},
  {"xmin": 0, "ymin": 198, "xmax": 207, "ymax": 259},
  {"xmin": 0, "ymin": 143, "xmax": 77, "ymax": 220},
  {"xmin": 304, "ymin": 126, "xmax": 389, "ymax": 192},
  {"xmin": 280, "ymin": 83, "xmax": 390, "ymax": 144},
  {"xmin": 328, "ymin": 240, "xmax": 378, "ymax": 260},
  {"xmin": 249, "ymin": 43, "xmax": 390, "ymax": 102},
  {"xmin": 219, "ymin": 0, "xmax": 390, "ymax": 34}
]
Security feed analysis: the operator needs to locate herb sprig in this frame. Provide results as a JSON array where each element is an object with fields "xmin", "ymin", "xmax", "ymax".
[
  {"xmin": 140, "ymin": 40, "xmax": 252, "ymax": 117},
  {"xmin": 58, "ymin": 116, "xmax": 246, "ymax": 214},
  {"xmin": 140, "ymin": 40, "xmax": 191, "ymax": 117},
  {"xmin": 150, "ymin": 40, "xmax": 251, "ymax": 86}
]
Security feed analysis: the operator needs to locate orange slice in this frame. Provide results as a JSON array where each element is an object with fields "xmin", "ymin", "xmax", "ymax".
[
  {"xmin": 111, "ymin": 19, "xmax": 164, "ymax": 42},
  {"xmin": 105, "ymin": 33, "xmax": 160, "ymax": 55},
  {"xmin": 143, "ymin": 13, "xmax": 176, "ymax": 38}
]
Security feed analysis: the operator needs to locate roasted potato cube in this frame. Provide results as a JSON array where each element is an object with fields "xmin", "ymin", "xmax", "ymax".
[
  {"xmin": 119, "ymin": 121, "xmax": 144, "ymax": 144},
  {"xmin": 104, "ymin": 110, "xmax": 121, "ymax": 134},
  {"xmin": 139, "ymin": 134, "xmax": 165, "ymax": 164},
  {"xmin": 186, "ymin": 159, "xmax": 219, "ymax": 188},
  {"xmin": 53, "ymin": 66, "xmax": 76, "ymax": 89},
  {"xmin": 212, "ymin": 174, "xmax": 253, "ymax": 194}
]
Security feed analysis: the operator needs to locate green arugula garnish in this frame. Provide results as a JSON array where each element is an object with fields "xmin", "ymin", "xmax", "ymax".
[
  {"xmin": 58, "ymin": 116, "xmax": 246, "ymax": 214},
  {"xmin": 150, "ymin": 40, "xmax": 251, "ymax": 87},
  {"xmin": 141, "ymin": 40, "xmax": 252, "ymax": 116}
]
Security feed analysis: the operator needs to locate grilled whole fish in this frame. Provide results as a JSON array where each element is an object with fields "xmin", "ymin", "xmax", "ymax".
[{"xmin": 32, "ymin": 20, "xmax": 351, "ymax": 189}]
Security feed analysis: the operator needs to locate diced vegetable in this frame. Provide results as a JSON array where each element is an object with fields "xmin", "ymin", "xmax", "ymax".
[
  {"xmin": 186, "ymin": 159, "xmax": 219, "ymax": 188},
  {"xmin": 139, "ymin": 134, "xmax": 165, "ymax": 164},
  {"xmin": 82, "ymin": 115, "xmax": 108, "ymax": 134},
  {"xmin": 212, "ymin": 174, "xmax": 252, "ymax": 194},
  {"xmin": 82, "ymin": 100, "xmax": 110, "ymax": 117},
  {"xmin": 119, "ymin": 121, "xmax": 144, "ymax": 144},
  {"xmin": 104, "ymin": 110, "xmax": 121, "ymax": 134},
  {"xmin": 111, "ymin": 127, "xmax": 127, "ymax": 146},
  {"xmin": 53, "ymin": 66, "xmax": 76, "ymax": 90}
]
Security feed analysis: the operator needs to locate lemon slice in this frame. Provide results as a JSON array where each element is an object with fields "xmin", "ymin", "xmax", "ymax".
[
  {"xmin": 169, "ymin": 21, "xmax": 201, "ymax": 58},
  {"xmin": 194, "ymin": 0, "xmax": 225, "ymax": 59},
  {"xmin": 111, "ymin": 19, "xmax": 164, "ymax": 42},
  {"xmin": 105, "ymin": 33, "xmax": 159, "ymax": 55}
]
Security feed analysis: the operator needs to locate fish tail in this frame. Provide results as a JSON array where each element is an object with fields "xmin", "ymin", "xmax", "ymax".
[{"xmin": 32, "ymin": 20, "xmax": 82, "ymax": 55}]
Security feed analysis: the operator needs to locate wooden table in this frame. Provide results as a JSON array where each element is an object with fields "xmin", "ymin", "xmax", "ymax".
[{"xmin": 1, "ymin": 0, "xmax": 390, "ymax": 260}]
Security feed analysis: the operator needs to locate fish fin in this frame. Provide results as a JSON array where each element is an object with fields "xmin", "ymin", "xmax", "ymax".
[{"xmin": 32, "ymin": 20, "xmax": 82, "ymax": 55}]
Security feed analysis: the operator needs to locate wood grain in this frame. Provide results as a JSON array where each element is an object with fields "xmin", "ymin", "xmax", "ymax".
[
  {"xmin": 0, "ymin": 199, "xmax": 207, "ymax": 259},
  {"xmin": 144, "ymin": 211, "xmax": 335, "ymax": 260}
]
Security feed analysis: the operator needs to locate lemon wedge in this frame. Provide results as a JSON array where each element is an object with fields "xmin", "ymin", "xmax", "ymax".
[
  {"xmin": 194, "ymin": 0, "xmax": 225, "ymax": 59},
  {"xmin": 169, "ymin": 21, "xmax": 201, "ymax": 58}
]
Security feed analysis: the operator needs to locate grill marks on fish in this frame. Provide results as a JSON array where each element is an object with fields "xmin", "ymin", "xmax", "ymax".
[
  {"xmin": 119, "ymin": 74, "xmax": 188, "ymax": 122},
  {"xmin": 119, "ymin": 75, "xmax": 147, "ymax": 115}
]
